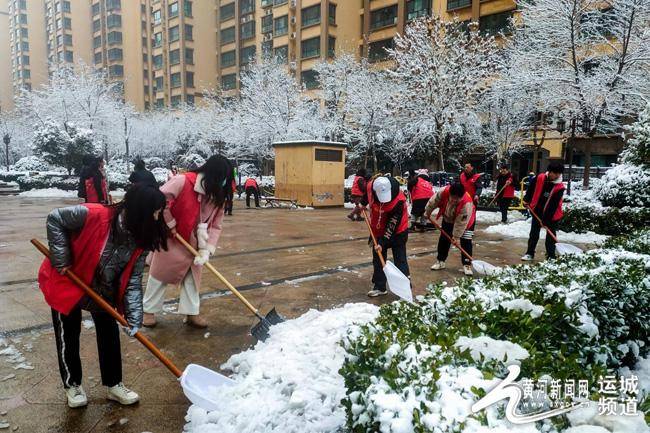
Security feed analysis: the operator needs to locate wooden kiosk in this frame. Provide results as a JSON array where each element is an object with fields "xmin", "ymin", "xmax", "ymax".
[{"xmin": 273, "ymin": 140, "xmax": 347, "ymax": 207}]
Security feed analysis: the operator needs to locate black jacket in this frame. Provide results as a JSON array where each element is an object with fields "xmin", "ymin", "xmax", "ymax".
[
  {"xmin": 495, "ymin": 172, "xmax": 518, "ymax": 198},
  {"xmin": 128, "ymin": 168, "xmax": 158, "ymax": 187},
  {"xmin": 524, "ymin": 175, "xmax": 564, "ymax": 223}
]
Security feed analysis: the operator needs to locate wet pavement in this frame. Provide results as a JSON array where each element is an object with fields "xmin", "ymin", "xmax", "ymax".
[{"xmin": 1, "ymin": 196, "xmax": 542, "ymax": 433}]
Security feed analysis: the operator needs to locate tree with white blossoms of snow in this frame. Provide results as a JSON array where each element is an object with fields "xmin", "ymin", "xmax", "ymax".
[
  {"xmin": 504, "ymin": 0, "xmax": 650, "ymax": 187},
  {"xmin": 32, "ymin": 120, "xmax": 98, "ymax": 175},
  {"xmin": 387, "ymin": 16, "xmax": 501, "ymax": 170}
]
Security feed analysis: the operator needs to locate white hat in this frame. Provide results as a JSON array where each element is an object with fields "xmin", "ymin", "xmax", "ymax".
[{"xmin": 373, "ymin": 177, "xmax": 392, "ymax": 203}]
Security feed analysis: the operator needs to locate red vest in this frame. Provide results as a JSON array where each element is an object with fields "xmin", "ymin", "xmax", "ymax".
[
  {"xmin": 351, "ymin": 176, "xmax": 364, "ymax": 196},
  {"xmin": 460, "ymin": 172, "xmax": 481, "ymax": 198},
  {"xmin": 367, "ymin": 181, "xmax": 409, "ymax": 239},
  {"xmin": 501, "ymin": 173, "xmax": 516, "ymax": 199},
  {"xmin": 437, "ymin": 186, "xmax": 476, "ymax": 229},
  {"xmin": 169, "ymin": 172, "xmax": 201, "ymax": 241},
  {"xmin": 85, "ymin": 176, "xmax": 108, "ymax": 203},
  {"xmin": 411, "ymin": 177, "xmax": 434, "ymax": 201},
  {"xmin": 244, "ymin": 178, "xmax": 258, "ymax": 190},
  {"xmin": 529, "ymin": 173, "xmax": 565, "ymax": 221},
  {"xmin": 38, "ymin": 204, "xmax": 144, "ymax": 315},
  {"xmin": 231, "ymin": 179, "xmax": 237, "ymax": 193}
]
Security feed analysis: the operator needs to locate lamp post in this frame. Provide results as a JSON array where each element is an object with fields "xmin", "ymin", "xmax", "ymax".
[
  {"xmin": 2, "ymin": 133, "xmax": 10, "ymax": 172},
  {"xmin": 555, "ymin": 116, "xmax": 576, "ymax": 195}
]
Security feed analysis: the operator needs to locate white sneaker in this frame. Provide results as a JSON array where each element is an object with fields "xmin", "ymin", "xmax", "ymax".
[
  {"xmin": 65, "ymin": 385, "xmax": 88, "ymax": 408},
  {"xmin": 367, "ymin": 289, "xmax": 388, "ymax": 297},
  {"xmin": 107, "ymin": 382, "xmax": 139, "ymax": 405},
  {"xmin": 521, "ymin": 254, "xmax": 534, "ymax": 261},
  {"xmin": 463, "ymin": 265, "xmax": 474, "ymax": 276},
  {"xmin": 430, "ymin": 261, "xmax": 446, "ymax": 270}
]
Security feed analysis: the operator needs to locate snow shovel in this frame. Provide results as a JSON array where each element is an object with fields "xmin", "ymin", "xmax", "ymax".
[
  {"xmin": 174, "ymin": 233, "xmax": 284, "ymax": 341},
  {"xmin": 488, "ymin": 183, "xmax": 509, "ymax": 207},
  {"xmin": 30, "ymin": 239, "xmax": 234, "ymax": 411},
  {"xmin": 526, "ymin": 206, "xmax": 583, "ymax": 256},
  {"xmin": 426, "ymin": 216, "xmax": 499, "ymax": 276},
  {"xmin": 361, "ymin": 209, "xmax": 414, "ymax": 303}
]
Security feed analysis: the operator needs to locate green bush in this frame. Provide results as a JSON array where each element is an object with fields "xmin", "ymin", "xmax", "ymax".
[
  {"xmin": 559, "ymin": 204, "xmax": 650, "ymax": 236},
  {"xmin": 602, "ymin": 229, "xmax": 650, "ymax": 255},
  {"xmin": 341, "ymin": 250, "xmax": 650, "ymax": 432}
]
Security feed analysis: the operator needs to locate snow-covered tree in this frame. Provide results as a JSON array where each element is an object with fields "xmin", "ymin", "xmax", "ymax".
[
  {"xmin": 32, "ymin": 120, "xmax": 98, "ymax": 174},
  {"xmin": 504, "ymin": 0, "xmax": 650, "ymax": 187},
  {"xmin": 388, "ymin": 16, "xmax": 501, "ymax": 170}
]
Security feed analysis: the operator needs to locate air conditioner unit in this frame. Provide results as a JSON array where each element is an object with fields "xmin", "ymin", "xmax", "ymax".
[
  {"xmin": 263, "ymin": 33, "xmax": 272, "ymax": 42},
  {"xmin": 290, "ymin": 32, "xmax": 296, "ymax": 39},
  {"xmin": 265, "ymin": 8, "xmax": 272, "ymax": 16},
  {"xmin": 241, "ymin": 15, "xmax": 251, "ymax": 23},
  {"xmin": 290, "ymin": 0, "xmax": 296, "ymax": 9},
  {"xmin": 289, "ymin": 61, "xmax": 296, "ymax": 70},
  {"xmin": 290, "ymin": 16, "xmax": 296, "ymax": 25}
]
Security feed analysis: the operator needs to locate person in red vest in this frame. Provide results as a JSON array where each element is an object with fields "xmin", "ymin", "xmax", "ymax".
[
  {"xmin": 224, "ymin": 177, "xmax": 237, "ymax": 216},
  {"xmin": 39, "ymin": 185, "xmax": 168, "ymax": 408},
  {"xmin": 143, "ymin": 155, "xmax": 232, "ymax": 329},
  {"xmin": 521, "ymin": 162, "xmax": 565, "ymax": 261},
  {"xmin": 459, "ymin": 163, "xmax": 483, "ymax": 203},
  {"xmin": 79, "ymin": 156, "xmax": 109, "ymax": 204},
  {"xmin": 494, "ymin": 165, "xmax": 519, "ymax": 223},
  {"xmin": 366, "ymin": 176, "xmax": 410, "ymax": 297},
  {"xmin": 424, "ymin": 182, "xmax": 476, "ymax": 276},
  {"xmin": 347, "ymin": 168, "xmax": 368, "ymax": 221},
  {"xmin": 407, "ymin": 169, "xmax": 434, "ymax": 230},
  {"xmin": 244, "ymin": 177, "xmax": 261, "ymax": 208}
]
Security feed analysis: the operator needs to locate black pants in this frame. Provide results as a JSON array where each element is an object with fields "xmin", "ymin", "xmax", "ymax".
[
  {"xmin": 526, "ymin": 217, "xmax": 558, "ymax": 258},
  {"xmin": 246, "ymin": 187, "xmax": 260, "ymax": 208},
  {"xmin": 51, "ymin": 307, "xmax": 122, "ymax": 388},
  {"xmin": 372, "ymin": 237, "xmax": 410, "ymax": 292},
  {"xmin": 437, "ymin": 221, "xmax": 473, "ymax": 265},
  {"xmin": 498, "ymin": 198, "xmax": 512, "ymax": 223},
  {"xmin": 225, "ymin": 199, "xmax": 233, "ymax": 215}
]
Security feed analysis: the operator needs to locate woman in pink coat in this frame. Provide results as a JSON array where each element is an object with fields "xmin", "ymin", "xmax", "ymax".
[{"xmin": 143, "ymin": 155, "xmax": 232, "ymax": 328}]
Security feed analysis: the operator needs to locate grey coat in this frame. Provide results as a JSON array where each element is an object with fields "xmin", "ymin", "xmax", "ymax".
[{"xmin": 46, "ymin": 205, "xmax": 146, "ymax": 328}]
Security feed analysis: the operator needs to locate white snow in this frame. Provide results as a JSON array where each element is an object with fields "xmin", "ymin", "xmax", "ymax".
[
  {"xmin": 484, "ymin": 220, "xmax": 608, "ymax": 244},
  {"xmin": 82, "ymin": 319, "xmax": 95, "ymax": 329},
  {"xmin": 18, "ymin": 188, "xmax": 78, "ymax": 198},
  {"xmin": 184, "ymin": 303, "xmax": 379, "ymax": 433},
  {"xmin": 476, "ymin": 210, "xmax": 526, "ymax": 225},
  {"xmin": 500, "ymin": 299, "xmax": 545, "ymax": 319},
  {"xmin": 454, "ymin": 335, "xmax": 530, "ymax": 364}
]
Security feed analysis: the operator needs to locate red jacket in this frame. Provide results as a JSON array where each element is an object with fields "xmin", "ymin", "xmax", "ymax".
[
  {"xmin": 410, "ymin": 177, "xmax": 434, "ymax": 201},
  {"xmin": 367, "ymin": 180, "xmax": 409, "ymax": 240},
  {"xmin": 460, "ymin": 172, "xmax": 481, "ymax": 198},
  {"xmin": 351, "ymin": 176, "xmax": 365, "ymax": 196},
  {"xmin": 436, "ymin": 185, "xmax": 476, "ymax": 229},
  {"xmin": 498, "ymin": 173, "xmax": 516, "ymax": 199},
  {"xmin": 38, "ymin": 204, "xmax": 143, "ymax": 315},
  {"xmin": 169, "ymin": 172, "xmax": 201, "ymax": 242},
  {"xmin": 85, "ymin": 176, "xmax": 108, "ymax": 203},
  {"xmin": 529, "ymin": 173, "xmax": 565, "ymax": 222},
  {"xmin": 244, "ymin": 178, "xmax": 259, "ymax": 190}
]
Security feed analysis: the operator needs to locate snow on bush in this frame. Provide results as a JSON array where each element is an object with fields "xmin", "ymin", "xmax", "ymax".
[
  {"xmin": 484, "ymin": 219, "xmax": 608, "ymax": 244},
  {"xmin": 341, "ymin": 249, "xmax": 650, "ymax": 433},
  {"xmin": 11, "ymin": 156, "xmax": 53, "ymax": 172},
  {"xmin": 593, "ymin": 163, "xmax": 650, "ymax": 208},
  {"xmin": 144, "ymin": 156, "xmax": 165, "ymax": 169},
  {"xmin": 177, "ymin": 153, "xmax": 205, "ymax": 170}
]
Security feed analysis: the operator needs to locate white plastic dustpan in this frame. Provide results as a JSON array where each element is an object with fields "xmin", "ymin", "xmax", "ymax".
[
  {"xmin": 556, "ymin": 243, "xmax": 583, "ymax": 255},
  {"xmin": 181, "ymin": 364, "xmax": 235, "ymax": 411},
  {"xmin": 383, "ymin": 260, "xmax": 414, "ymax": 303},
  {"xmin": 472, "ymin": 260, "xmax": 500, "ymax": 276}
]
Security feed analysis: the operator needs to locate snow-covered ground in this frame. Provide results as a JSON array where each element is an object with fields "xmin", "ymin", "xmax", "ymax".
[
  {"xmin": 476, "ymin": 210, "xmax": 526, "ymax": 225},
  {"xmin": 18, "ymin": 188, "xmax": 77, "ymax": 198},
  {"xmin": 485, "ymin": 220, "xmax": 608, "ymax": 244},
  {"xmin": 184, "ymin": 303, "xmax": 379, "ymax": 433}
]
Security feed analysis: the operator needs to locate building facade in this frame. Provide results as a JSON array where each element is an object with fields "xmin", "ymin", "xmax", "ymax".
[{"xmin": 0, "ymin": 0, "xmax": 13, "ymax": 110}]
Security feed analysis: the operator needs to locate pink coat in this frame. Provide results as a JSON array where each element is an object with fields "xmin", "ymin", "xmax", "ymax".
[{"xmin": 148, "ymin": 174, "xmax": 224, "ymax": 288}]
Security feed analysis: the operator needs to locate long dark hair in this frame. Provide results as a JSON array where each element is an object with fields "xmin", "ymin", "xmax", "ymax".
[
  {"xmin": 191, "ymin": 155, "xmax": 233, "ymax": 207},
  {"xmin": 114, "ymin": 185, "xmax": 168, "ymax": 251}
]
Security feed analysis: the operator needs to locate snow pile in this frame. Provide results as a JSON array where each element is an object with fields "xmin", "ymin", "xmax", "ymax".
[
  {"xmin": 184, "ymin": 303, "xmax": 379, "ymax": 433},
  {"xmin": 18, "ymin": 188, "xmax": 78, "ymax": 198},
  {"xmin": 0, "ymin": 338, "xmax": 33, "ymax": 371},
  {"xmin": 476, "ymin": 210, "xmax": 526, "ymax": 225},
  {"xmin": 485, "ymin": 220, "xmax": 608, "ymax": 244},
  {"xmin": 454, "ymin": 336, "xmax": 529, "ymax": 363}
]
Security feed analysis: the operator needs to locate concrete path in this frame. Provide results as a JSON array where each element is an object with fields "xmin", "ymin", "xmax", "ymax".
[{"xmin": 0, "ymin": 196, "xmax": 539, "ymax": 433}]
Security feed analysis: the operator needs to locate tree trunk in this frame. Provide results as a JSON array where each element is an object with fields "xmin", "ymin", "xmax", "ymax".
[
  {"xmin": 582, "ymin": 138, "xmax": 592, "ymax": 189},
  {"xmin": 4, "ymin": 139, "xmax": 9, "ymax": 171},
  {"xmin": 124, "ymin": 118, "xmax": 130, "ymax": 174},
  {"xmin": 438, "ymin": 148, "xmax": 445, "ymax": 172},
  {"xmin": 372, "ymin": 146, "xmax": 378, "ymax": 173},
  {"xmin": 531, "ymin": 149, "xmax": 539, "ymax": 173}
]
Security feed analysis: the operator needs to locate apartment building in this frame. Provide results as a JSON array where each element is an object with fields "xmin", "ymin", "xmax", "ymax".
[
  {"xmin": 216, "ymin": 0, "xmax": 360, "ymax": 94},
  {"xmin": 44, "ymin": 0, "xmax": 93, "ymax": 71},
  {"xmin": 0, "ymin": 0, "xmax": 13, "ymax": 110}
]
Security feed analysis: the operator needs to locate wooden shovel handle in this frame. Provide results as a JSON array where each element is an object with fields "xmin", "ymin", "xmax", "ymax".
[
  {"xmin": 488, "ymin": 183, "xmax": 508, "ymax": 207},
  {"xmin": 174, "ymin": 233, "xmax": 260, "ymax": 317},
  {"xmin": 426, "ymin": 216, "xmax": 474, "ymax": 263},
  {"xmin": 30, "ymin": 239, "xmax": 183, "ymax": 378},
  {"xmin": 526, "ymin": 206, "xmax": 559, "ymax": 243},
  {"xmin": 361, "ymin": 209, "xmax": 386, "ymax": 268}
]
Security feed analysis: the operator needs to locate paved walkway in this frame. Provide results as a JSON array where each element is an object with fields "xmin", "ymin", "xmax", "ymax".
[{"xmin": 0, "ymin": 196, "xmax": 535, "ymax": 433}]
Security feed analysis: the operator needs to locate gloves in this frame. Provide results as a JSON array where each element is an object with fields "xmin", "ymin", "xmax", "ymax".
[
  {"xmin": 194, "ymin": 223, "xmax": 211, "ymax": 266},
  {"xmin": 122, "ymin": 325, "xmax": 139, "ymax": 337},
  {"xmin": 194, "ymin": 248, "xmax": 210, "ymax": 266}
]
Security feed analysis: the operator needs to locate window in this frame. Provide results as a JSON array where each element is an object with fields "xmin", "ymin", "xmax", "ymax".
[
  {"xmin": 240, "ymin": 45, "xmax": 256, "ymax": 65},
  {"xmin": 55, "ymin": 18, "xmax": 61, "ymax": 29},
  {"xmin": 329, "ymin": 3, "xmax": 336, "ymax": 25},
  {"xmin": 274, "ymin": 45, "xmax": 288, "ymax": 62},
  {"xmin": 240, "ymin": 0, "xmax": 254, "ymax": 15},
  {"xmin": 107, "ymin": 31, "xmax": 122, "ymax": 44},
  {"xmin": 262, "ymin": 15, "xmax": 273, "ymax": 34},
  {"xmin": 184, "ymin": 24, "xmax": 193, "ymax": 40},
  {"xmin": 185, "ymin": 47, "xmax": 194, "ymax": 64},
  {"xmin": 94, "ymin": 51, "xmax": 102, "ymax": 63},
  {"xmin": 183, "ymin": 1, "xmax": 192, "ymax": 17},
  {"xmin": 262, "ymin": 0, "xmax": 273, "ymax": 7},
  {"xmin": 63, "ymin": 34, "xmax": 72, "ymax": 46},
  {"xmin": 106, "ymin": 0, "xmax": 120, "ymax": 10},
  {"xmin": 220, "ymin": 3, "xmax": 234, "ymax": 21},
  {"xmin": 186, "ymin": 71, "xmax": 194, "ymax": 88},
  {"xmin": 221, "ymin": 26, "xmax": 235, "ymax": 44},
  {"xmin": 301, "ymin": 36, "xmax": 320, "ymax": 59},
  {"xmin": 64, "ymin": 50, "xmax": 73, "ymax": 62},
  {"xmin": 302, "ymin": 5, "xmax": 320, "ymax": 27},
  {"xmin": 301, "ymin": 70, "xmax": 319, "ymax": 90},
  {"xmin": 154, "ymin": 76, "xmax": 163, "ymax": 91},
  {"xmin": 92, "ymin": 3, "xmax": 100, "ymax": 15},
  {"xmin": 57, "ymin": 35, "xmax": 63, "ymax": 47},
  {"xmin": 171, "ymin": 95, "xmax": 182, "ymax": 107},
  {"xmin": 153, "ymin": 32, "xmax": 162, "ymax": 47},
  {"xmin": 18, "ymin": 0, "xmax": 27, "ymax": 9},
  {"xmin": 109, "ymin": 64, "xmax": 123, "ymax": 77},
  {"xmin": 274, "ymin": 15, "xmax": 288, "ymax": 36},
  {"xmin": 407, "ymin": 0, "xmax": 430, "ymax": 21},
  {"xmin": 153, "ymin": 54, "xmax": 163, "ymax": 69},
  {"xmin": 370, "ymin": 5, "xmax": 397, "ymax": 29},
  {"xmin": 62, "ymin": 1, "xmax": 70, "ymax": 13},
  {"xmin": 93, "ymin": 35, "xmax": 102, "ymax": 48},
  {"xmin": 20, "ymin": 41, "xmax": 29, "ymax": 51},
  {"xmin": 169, "ymin": 25, "xmax": 179, "ymax": 42},
  {"xmin": 327, "ymin": 36, "xmax": 335, "ymax": 58},
  {"xmin": 221, "ymin": 73, "xmax": 236, "ymax": 90},
  {"xmin": 170, "ymin": 72, "xmax": 181, "ymax": 88},
  {"xmin": 22, "ymin": 69, "xmax": 31, "ymax": 79},
  {"xmin": 274, "ymin": 0, "xmax": 287, "ymax": 5},
  {"xmin": 18, "ymin": 14, "xmax": 27, "ymax": 24},
  {"xmin": 155, "ymin": 98, "xmax": 165, "ymax": 108},
  {"xmin": 169, "ymin": 48, "xmax": 180, "ymax": 64},
  {"xmin": 168, "ymin": 2, "xmax": 178, "ymax": 17},
  {"xmin": 92, "ymin": 18, "xmax": 101, "ymax": 32},
  {"xmin": 153, "ymin": 10, "xmax": 161, "ymax": 24},
  {"xmin": 107, "ymin": 14, "xmax": 121, "ymax": 28},
  {"xmin": 107, "ymin": 47, "xmax": 122, "ymax": 61},
  {"xmin": 447, "ymin": 0, "xmax": 471, "ymax": 11},
  {"xmin": 240, "ymin": 21, "xmax": 255, "ymax": 40},
  {"xmin": 315, "ymin": 148, "xmax": 342, "ymax": 162},
  {"xmin": 262, "ymin": 40, "xmax": 273, "ymax": 56},
  {"xmin": 21, "ymin": 55, "xmax": 29, "ymax": 65},
  {"xmin": 186, "ymin": 94, "xmax": 195, "ymax": 105},
  {"xmin": 479, "ymin": 10, "xmax": 513, "ymax": 36},
  {"xmin": 221, "ymin": 50, "xmax": 235, "ymax": 67},
  {"xmin": 368, "ymin": 38, "xmax": 393, "ymax": 62}
]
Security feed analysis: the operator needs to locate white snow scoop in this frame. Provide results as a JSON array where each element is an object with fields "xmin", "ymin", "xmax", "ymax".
[
  {"xmin": 32, "ymin": 238, "xmax": 236, "ymax": 411},
  {"xmin": 526, "ymin": 206, "xmax": 583, "ymax": 256},
  {"xmin": 427, "ymin": 216, "xmax": 500, "ymax": 276},
  {"xmin": 362, "ymin": 210, "xmax": 414, "ymax": 303}
]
